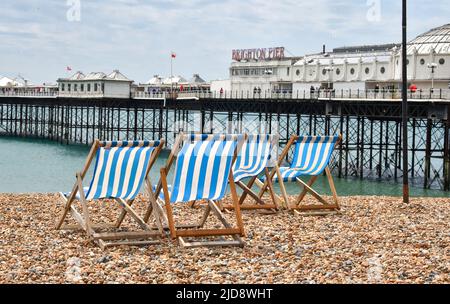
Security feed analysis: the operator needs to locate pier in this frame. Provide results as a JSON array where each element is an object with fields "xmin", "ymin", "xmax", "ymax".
[{"xmin": 0, "ymin": 91, "xmax": 449, "ymax": 191}]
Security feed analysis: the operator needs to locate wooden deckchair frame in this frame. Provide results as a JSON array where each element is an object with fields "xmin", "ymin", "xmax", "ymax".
[
  {"xmin": 55, "ymin": 139, "xmax": 166, "ymax": 249},
  {"xmin": 258, "ymin": 134, "xmax": 342, "ymax": 214},
  {"xmin": 155, "ymin": 133, "xmax": 245, "ymax": 248},
  {"xmin": 222, "ymin": 134, "xmax": 280, "ymax": 212}
]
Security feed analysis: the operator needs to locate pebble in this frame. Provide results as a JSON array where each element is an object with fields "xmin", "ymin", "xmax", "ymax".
[{"xmin": 0, "ymin": 193, "xmax": 448, "ymax": 283}]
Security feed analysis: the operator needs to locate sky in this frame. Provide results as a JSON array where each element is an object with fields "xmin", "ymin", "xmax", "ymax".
[{"xmin": 0, "ymin": 0, "xmax": 449, "ymax": 84}]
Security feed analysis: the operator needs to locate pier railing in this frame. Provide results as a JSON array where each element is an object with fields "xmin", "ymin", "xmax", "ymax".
[
  {"xmin": 58, "ymin": 92, "xmax": 105, "ymax": 98},
  {"xmin": 175, "ymin": 88, "xmax": 450, "ymax": 100},
  {"xmin": 1, "ymin": 88, "xmax": 449, "ymax": 101},
  {"xmin": 0, "ymin": 91, "xmax": 57, "ymax": 98},
  {"xmin": 132, "ymin": 91, "xmax": 167, "ymax": 99}
]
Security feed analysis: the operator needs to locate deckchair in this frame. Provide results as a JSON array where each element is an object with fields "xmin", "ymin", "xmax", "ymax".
[
  {"xmin": 260, "ymin": 135, "xmax": 342, "ymax": 214},
  {"xmin": 55, "ymin": 139, "xmax": 165, "ymax": 249},
  {"xmin": 157, "ymin": 133, "xmax": 246, "ymax": 248},
  {"xmin": 222, "ymin": 134, "xmax": 280, "ymax": 211}
]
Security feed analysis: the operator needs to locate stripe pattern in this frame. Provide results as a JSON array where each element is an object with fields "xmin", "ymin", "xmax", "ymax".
[
  {"xmin": 83, "ymin": 140, "xmax": 160, "ymax": 200},
  {"xmin": 273, "ymin": 135, "xmax": 339, "ymax": 182},
  {"xmin": 169, "ymin": 134, "xmax": 244, "ymax": 203},
  {"xmin": 233, "ymin": 134, "xmax": 274, "ymax": 182}
]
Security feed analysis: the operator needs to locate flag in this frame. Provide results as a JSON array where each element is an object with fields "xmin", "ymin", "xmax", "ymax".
[
  {"xmin": 66, "ymin": 66, "xmax": 72, "ymax": 71},
  {"xmin": 171, "ymin": 52, "xmax": 176, "ymax": 59}
]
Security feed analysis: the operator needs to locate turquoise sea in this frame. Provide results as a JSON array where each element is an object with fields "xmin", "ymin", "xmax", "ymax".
[{"xmin": 0, "ymin": 136, "xmax": 448, "ymax": 197}]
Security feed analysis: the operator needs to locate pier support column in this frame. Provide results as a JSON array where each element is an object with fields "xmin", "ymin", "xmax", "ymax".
[
  {"xmin": 444, "ymin": 106, "xmax": 450, "ymax": 191},
  {"xmin": 424, "ymin": 119, "xmax": 432, "ymax": 188}
]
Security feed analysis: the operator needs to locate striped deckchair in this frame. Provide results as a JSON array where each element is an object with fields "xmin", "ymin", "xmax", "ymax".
[
  {"xmin": 157, "ymin": 133, "xmax": 246, "ymax": 248},
  {"xmin": 55, "ymin": 139, "xmax": 165, "ymax": 249},
  {"xmin": 260, "ymin": 135, "xmax": 342, "ymax": 214},
  {"xmin": 222, "ymin": 134, "xmax": 280, "ymax": 211}
]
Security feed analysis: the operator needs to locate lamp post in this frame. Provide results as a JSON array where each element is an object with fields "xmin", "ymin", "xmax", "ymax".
[
  {"xmin": 325, "ymin": 66, "xmax": 334, "ymax": 98},
  {"xmin": 401, "ymin": 0, "xmax": 409, "ymax": 204},
  {"xmin": 427, "ymin": 62, "xmax": 437, "ymax": 92}
]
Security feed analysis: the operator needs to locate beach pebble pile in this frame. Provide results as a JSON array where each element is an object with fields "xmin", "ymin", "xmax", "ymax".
[{"xmin": 0, "ymin": 193, "xmax": 448, "ymax": 283}]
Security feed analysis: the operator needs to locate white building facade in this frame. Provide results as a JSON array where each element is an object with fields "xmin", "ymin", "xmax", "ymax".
[
  {"xmin": 57, "ymin": 70, "xmax": 132, "ymax": 98},
  {"xmin": 226, "ymin": 24, "xmax": 450, "ymax": 96}
]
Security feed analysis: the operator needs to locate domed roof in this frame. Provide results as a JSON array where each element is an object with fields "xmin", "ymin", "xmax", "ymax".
[{"xmin": 407, "ymin": 23, "xmax": 450, "ymax": 55}]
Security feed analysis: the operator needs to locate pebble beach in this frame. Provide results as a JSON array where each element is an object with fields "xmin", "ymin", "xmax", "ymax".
[{"xmin": 0, "ymin": 193, "xmax": 448, "ymax": 284}]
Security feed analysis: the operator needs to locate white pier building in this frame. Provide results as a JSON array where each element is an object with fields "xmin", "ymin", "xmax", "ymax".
[
  {"xmin": 57, "ymin": 70, "xmax": 133, "ymax": 98},
  {"xmin": 213, "ymin": 24, "xmax": 450, "ymax": 95}
]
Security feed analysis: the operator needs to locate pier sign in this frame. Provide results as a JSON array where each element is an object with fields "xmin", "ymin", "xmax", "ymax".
[{"xmin": 232, "ymin": 47, "xmax": 285, "ymax": 61}]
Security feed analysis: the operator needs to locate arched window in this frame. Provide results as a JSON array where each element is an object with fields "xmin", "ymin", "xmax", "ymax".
[
  {"xmin": 365, "ymin": 67, "xmax": 370, "ymax": 74},
  {"xmin": 322, "ymin": 69, "xmax": 327, "ymax": 75},
  {"xmin": 380, "ymin": 67, "xmax": 386, "ymax": 74},
  {"xmin": 296, "ymin": 69, "xmax": 300, "ymax": 76},
  {"xmin": 336, "ymin": 68, "xmax": 341, "ymax": 75},
  {"xmin": 350, "ymin": 68, "xmax": 355, "ymax": 75},
  {"xmin": 439, "ymin": 58, "xmax": 445, "ymax": 65},
  {"xmin": 420, "ymin": 59, "xmax": 425, "ymax": 65}
]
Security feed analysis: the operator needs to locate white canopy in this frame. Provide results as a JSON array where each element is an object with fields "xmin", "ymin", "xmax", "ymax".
[
  {"xmin": 162, "ymin": 75, "xmax": 188, "ymax": 85},
  {"xmin": 145, "ymin": 75, "xmax": 163, "ymax": 85},
  {"xmin": 0, "ymin": 76, "xmax": 23, "ymax": 87}
]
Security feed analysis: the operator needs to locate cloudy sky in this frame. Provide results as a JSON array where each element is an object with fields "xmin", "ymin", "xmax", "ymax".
[{"xmin": 0, "ymin": 0, "xmax": 449, "ymax": 83}]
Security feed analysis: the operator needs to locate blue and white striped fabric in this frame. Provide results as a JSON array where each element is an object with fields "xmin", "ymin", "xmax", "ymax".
[
  {"xmin": 81, "ymin": 140, "xmax": 160, "ymax": 201},
  {"xmin": 274, "ymin": 135, "xmax": 339, "ymax": 182},
  {"xmin": 233, "ymin": 134, "xmax": 274, "ymax": 182},
  {"xmin": 169, "ymin": 134, "xmax": 244, "ymax": 203}
]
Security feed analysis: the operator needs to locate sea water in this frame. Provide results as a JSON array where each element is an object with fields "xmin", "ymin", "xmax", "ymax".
[{"xmin": 0, "ymin": 136, "xmax": 447, "ymax": 197}]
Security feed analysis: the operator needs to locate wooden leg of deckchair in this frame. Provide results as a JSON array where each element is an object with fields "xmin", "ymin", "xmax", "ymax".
[
  {"xmin": 295, "ymin": 177, "xmax": 328, "ymax": 205},
  {"xmin": 161, "ymin": 168, "xmax": 176, "ymax": 239},
  {"xmin": 236, "ymin": 181, "xmax": 266, "ymax": 205},
  {"xmin": 77, "ymin": 174, "xmax": 93, "ymax": 238},
  {"xmin": 296, "ymin": 176, "xmax": 319, "ymax": 206},
  {"xmin": 255, "ymin": 178, "xmax": 284, "ymax": 205},
  {"xmin": 228, "ymin": 172, "xmax": 245, "ymax": 237},
  {"xmin": 227, "ymin": 173, "xmax": 278, "ymax": 211},
  {"xmin": 198, "ymin": 203, "xmax": 211, "ymax": 228},
  {"xmin": 292, "ymin": 177, "xmax": 340, "ymax": 215},
  {"xmin": 143, "ymin": 202, "xmax": 153, "ymax": 224},
  {"xmin": 57, "ymin": 193, "xmax": 85, "ymax": 231},
  {"xmin": 264, "ymin": 168, "xmax": 279, "ymax": 210},
  {"xmin": 209, "ymin": 200, "xmax": 243, "ymax": 245},
  {"xmin": 115, "ymin": 198, "xmax": 150, "ymax": 231},
  {"xmin": 68, "ymin": 203, "xmax": 95, "ymax": 235},
  {"xmin": 152, "ymin": 198, "xmax": 200, "ymax": 231},
  {"xmin": 150, "ymin": 200, "xmax": 165, "ymax": 233},
  {"xmin": 115, "ymin": 199, "xmax": 135, "ymax": 228},
  {"xmin": 143, "ymin": 180, "xmax": 160, "ymax": 224},
  {"xmin": 238, "ymin": 176, "xmax": 258, "ymax": 205},
  {"xmin": 325, "ymin": 167, "xmax": 341, "ymax": 210},
  {"xmin": 178, "ymin": 200, "xmax": 244, "ymax": 248},
  {"xmin": 55, "ymin": 179, "xmax": 81, "ymax": 230},
  {"xmin": 276, "ymin": 166, "xmax": 290, "ymax": 208},
  {"xmin": 143, "ymin": 179, "xmax": 165, "ymax": 234},
  {"xmin": 56, "ymin": 194, "xmax": 73, "ymax": 230},
  {"xmin": 187, "ymin": 201, "xmax": 197, "ymax": 208}
]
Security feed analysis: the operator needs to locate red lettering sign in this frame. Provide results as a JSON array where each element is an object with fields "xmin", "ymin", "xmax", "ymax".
[{"xmin": 231, "ymin": 47, "xmax": 285, "ymax": 61}]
